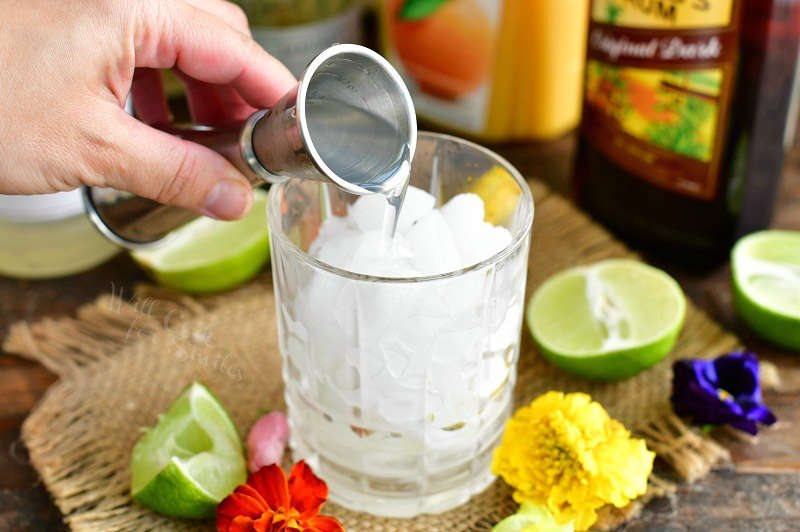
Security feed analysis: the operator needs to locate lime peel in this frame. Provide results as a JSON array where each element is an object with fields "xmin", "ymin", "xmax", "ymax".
[
  {"xmin": 131, "ymin": 189, "xmax": 270, "ymax": 293},
  {"xmin": 130, "ymin": 382, "xmax": 246, "ymax": 519}
]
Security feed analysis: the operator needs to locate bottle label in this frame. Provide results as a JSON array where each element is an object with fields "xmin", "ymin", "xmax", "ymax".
[
  {"xmin": 381, "ymin": 0, "xmax": 503, "ymax": 134},
  {"xmin": 583, "ymin": 0, "xmax": 740, "ymax": 200},
  {"xmin": 251, "ymin": 6, "xmax": 362, "ymax": 78}
]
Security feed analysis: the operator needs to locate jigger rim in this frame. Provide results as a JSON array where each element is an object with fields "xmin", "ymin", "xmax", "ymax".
[{"xmin": 296, "ymin": 43, "xmax": 418, "ymax": 196}]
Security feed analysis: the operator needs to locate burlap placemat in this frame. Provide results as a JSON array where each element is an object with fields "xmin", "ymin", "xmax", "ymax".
[{"xmin": 4, "ymin": 181, "xmax": 736, "ymax": 531}]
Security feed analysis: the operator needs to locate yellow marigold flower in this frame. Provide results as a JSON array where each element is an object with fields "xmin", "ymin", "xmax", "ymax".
[{"xmin": 491, "ymin": 392, "xmax": 655, "ymax": 531}]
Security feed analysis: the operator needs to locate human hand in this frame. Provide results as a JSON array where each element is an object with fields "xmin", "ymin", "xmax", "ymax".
[{"xmin": 0, "ymin": 0, "xmax": 295, "ymax": 219}]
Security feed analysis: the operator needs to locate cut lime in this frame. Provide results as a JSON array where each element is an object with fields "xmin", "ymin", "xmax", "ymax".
[
  {"xmin": 527, "ymin": 259, "xmax": 685, "ymax": 380},
  {"xmin": 493, "ymin": 502, "xmax": 574, "ymax": 532},
  {"xmin": 732, "ymin": 230, "xmax": 800, "ymax": 350},
  {"xmin": 131, "ymin": 189, "xmax": 270, "ymax": 293},
  {"xmin": 131, "ymin": 382, "xmax": 246, "ymax": 519}
]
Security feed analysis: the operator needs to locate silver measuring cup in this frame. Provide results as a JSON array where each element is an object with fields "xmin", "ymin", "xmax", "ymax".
[{"xmin": 84, "ymin": 44, "xmax": 416, "ymax": 249}]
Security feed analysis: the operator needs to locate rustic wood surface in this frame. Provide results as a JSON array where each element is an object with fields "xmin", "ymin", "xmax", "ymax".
[{"xmin": 1, "ymin": 135, "xmax": 799, "ymax": 531}]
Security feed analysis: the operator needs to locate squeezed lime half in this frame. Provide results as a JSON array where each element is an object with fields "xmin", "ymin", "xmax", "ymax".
[
  {"xmin": 131, "ymin": 382, "xmax": 246, "ymax": 519},
  {"xmin": 131, "ymin": 189, "xmax": 270, "ymax": 293},
  {"xmin": 527, "ymin": 259, "xmax": 686, "ymax": 380},
  {"xmin": 732, "ymin": 230, "xmax": 800, "ymax": 350}
]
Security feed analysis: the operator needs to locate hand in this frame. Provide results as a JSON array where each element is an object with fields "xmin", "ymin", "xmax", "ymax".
[{"xmin": 0, "ymin": 0, "xmax": 295, "ymax": 219}]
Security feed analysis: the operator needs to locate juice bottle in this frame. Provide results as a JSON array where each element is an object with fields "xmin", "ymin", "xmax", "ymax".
[
  {"xmin": 380, "ymin": 0, "xmax": 590, "ymax": 141},
  {"xmin": 574, "ymin": 0, "xmax": 800, "ymax": 264}
]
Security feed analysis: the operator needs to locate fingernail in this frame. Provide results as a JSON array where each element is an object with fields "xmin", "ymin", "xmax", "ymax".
[{"xmin": 203, "ymin": 179, "xmax": 252, "ymax": 220}]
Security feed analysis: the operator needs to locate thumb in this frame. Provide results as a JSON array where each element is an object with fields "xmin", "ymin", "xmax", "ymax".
[{"xmin": 100, "ymin": 111, "xmax": 253, "ymax": 220}]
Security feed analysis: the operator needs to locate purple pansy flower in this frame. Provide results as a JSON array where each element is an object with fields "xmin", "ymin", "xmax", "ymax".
[{"xmin": 671, "ymin": 351, "xmax": 776, "ymax": 435}]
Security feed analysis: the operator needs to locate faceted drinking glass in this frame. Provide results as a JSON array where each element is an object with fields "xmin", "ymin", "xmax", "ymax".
[{"xmin": 267, "ymin": 132, "xmax": 534, "ymax": 517}]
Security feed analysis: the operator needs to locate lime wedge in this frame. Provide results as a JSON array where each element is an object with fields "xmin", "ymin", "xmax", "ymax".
[
  {"xmin": 732, "ymin": 230, "xmax": 800, "ymax": 350},
  {"xmin": 131, "ymin": 382, "xmax": 246, "ymax": 519},
  {"xmin": 527, "ymin": 259, "xmax": 685, "ymax": 380},
  {"xmin": 493, "ymin": 502, "xmax": 574, "ymax": 532},
  {"xmin": 131, "ymin": 189, "xmax": 270, "ymax": 293}
]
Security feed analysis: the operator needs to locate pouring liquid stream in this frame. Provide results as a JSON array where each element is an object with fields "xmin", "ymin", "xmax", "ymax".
[
  {"xmin": 368, "ymin": 156, "xmax": 410, "ymax": 246},
  {"xmin": 305, "ymin": 98, "xmax": 413, "ymax": 247}
]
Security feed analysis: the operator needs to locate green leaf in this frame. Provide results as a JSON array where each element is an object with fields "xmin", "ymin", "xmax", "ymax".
[
  {"xmin": 399, "ymin": 0, "xmax": 449, "ymax": 20},
  {"xmin": 607, "ymin": 2, "xmax": 623, "ymax": 24}
]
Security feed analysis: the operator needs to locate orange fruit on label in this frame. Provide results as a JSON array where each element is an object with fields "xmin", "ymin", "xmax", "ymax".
[{"xmin": 389, "ymin": 0, "xmax": 494, "ymax": 100}]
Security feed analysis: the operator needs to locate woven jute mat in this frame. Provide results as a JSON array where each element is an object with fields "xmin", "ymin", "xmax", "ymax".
[{"xmin": 4, "ymin": 181, "xmax": 738, "ymax": 531}]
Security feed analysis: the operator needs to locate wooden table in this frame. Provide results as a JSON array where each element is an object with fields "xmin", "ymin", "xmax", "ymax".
[{"xmin": 2, "ymin": 137, "xmax": 799, "ymax": 531}]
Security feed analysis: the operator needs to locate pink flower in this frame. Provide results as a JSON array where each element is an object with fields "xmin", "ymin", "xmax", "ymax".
[{"xmin": 247, "ymin": 412, "xmax": 289, "ymax": 473}]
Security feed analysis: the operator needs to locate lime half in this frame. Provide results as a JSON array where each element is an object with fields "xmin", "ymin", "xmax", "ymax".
[
  {"xmin": 527, "ymin": 259, "xmax": 686, "ymax": 380},
  {"xmin": 131, "ymin": 189, "xmax": 270, "ymax": 293},
  {"xmin": 131, "ymin": 382, "xmax": 246, "ymax": 519},
  {"xmin": 732, "ymin": 230, "xmax": 800, "ymax": 350},
  {"xmin": 493, "ymin": 502, "xmax": 574, "ymax": 532}
]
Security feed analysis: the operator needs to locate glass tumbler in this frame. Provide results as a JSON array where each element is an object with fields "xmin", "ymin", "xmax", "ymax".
[{"xmin": 267, "ymin": 132, "xmax": 534, "ymax": 517}]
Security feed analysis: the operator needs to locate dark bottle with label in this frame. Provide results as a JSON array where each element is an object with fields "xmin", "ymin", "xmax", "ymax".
[{"xmin": 574, "ymin": 0, "xmax": 800, "ymax": 264}]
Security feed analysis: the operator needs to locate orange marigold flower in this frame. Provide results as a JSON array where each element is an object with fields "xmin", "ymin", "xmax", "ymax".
[{"xmin": 216, "ymin": 460, "xmax": 344, "ymax": 532}]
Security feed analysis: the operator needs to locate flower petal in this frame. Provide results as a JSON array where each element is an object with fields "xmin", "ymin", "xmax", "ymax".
[
  {"xmin": 672, "ymin": 360, "xmax": 748, "ymax": 425},
  {"xmin": 303, "ymin": 515, "xmax": 345, "ymax": 532},
  {"xmin": 236, "ymin": 484, "xmax": 270, "ymax": 510},
  {"xmin": 248, "ymin": 464, "xmax": 291, "ymax": 511},
  {"xmin": 593, "ymin": 436, "xmax": 654, "ymax": 506},
  {"xmin": 228, "ymin": 515, "xmax": 258, "ymax": 532},
  {"xmin": 247, "ymin": 412, "xmax": 290, "ymax": 473},
  {"xmin": 252, "ymin": 513, "xmax": 274, "ymax": 532},
  {"xmin": 288, "ymin": 461, "xmax": 329, "ymax": 518},
  {"xmin": 217, "ymin": 492, "xmax": 267, "ymax": 521},
  {"xmin": 744, "ymin": 403, "xmax": 777, "ymax": 426},
  {"xmin": 714, "ymin": 351, "xmax": 760, "ymax": 399},
  {"xmin": 672, "ymin": 352, "xmax": 777, "ymax": 435},
  {"xmin": 728, "ymin": 417, "xmax": 759, "ymax": 435}
]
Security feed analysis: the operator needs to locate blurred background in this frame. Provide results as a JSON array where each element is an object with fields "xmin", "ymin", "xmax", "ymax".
[
  {"xmin": 2, "ymin": 2, "xmax": 800, "ymax": 529},
  {"xmin": 2, "ymin": 0, "xmax": 799, "ymax": 282}
]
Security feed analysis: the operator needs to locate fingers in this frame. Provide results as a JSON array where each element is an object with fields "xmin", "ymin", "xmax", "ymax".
[
  {"xmin": 135, "ymin": 0, "xmax": 296, "ymax": 109},
  {"xmin": 115, "ymin": 0, "xmax": 290, "ymax": 219},
  {"xmin": 182, "ymin": 77, "xmax": 256, "ymax": 124},
  {"xmin": 98, "ymin": 108, "xmax": 253, "ymax": 220},
  {"xmin": 131, "ymin": 68, "xmax": 172, "ymax": 124},
  {"xmin": 133, "ymin": 0, "xmax": 258, "ymax": 126},
  {"xmin": 175, "ymin": 1, "xmax": 258, "ymax": 124},
  {"xmin": 182, "ymin": 0, "xmax": 251, "ymax": 34}
]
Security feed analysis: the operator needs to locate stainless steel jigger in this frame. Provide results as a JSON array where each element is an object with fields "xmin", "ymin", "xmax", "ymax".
[{"xmin": 84, "ymin": 44, "xmax": 417, "ymax": 249}]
